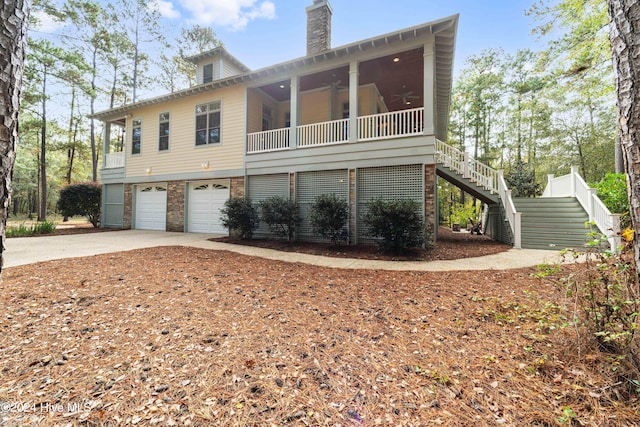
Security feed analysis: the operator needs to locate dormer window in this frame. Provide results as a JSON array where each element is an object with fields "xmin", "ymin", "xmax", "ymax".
[{"xmin": 203, "ymin": 63, "xmax": 214, "ymax": 83}]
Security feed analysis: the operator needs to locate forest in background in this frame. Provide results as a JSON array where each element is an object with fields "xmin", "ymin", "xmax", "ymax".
[{"xmin": 13, "ymin": 0, "xmax": 617, "ymax": 223}]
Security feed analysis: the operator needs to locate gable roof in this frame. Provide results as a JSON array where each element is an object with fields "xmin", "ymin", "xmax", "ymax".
[
  {"xmin": 185, "ymin": 46, "xmax": 251, "ymax": 72},
  {"xmin": 91, "ymin": 14, "xmax": 458, "ymax": 140}
]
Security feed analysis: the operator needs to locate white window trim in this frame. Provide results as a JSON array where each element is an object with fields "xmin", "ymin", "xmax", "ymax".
[
  {"xmin": 195, "ymin": 100, "xmax": 222, "ymax": 147},
  {"xmin": 131, "ymin": 117, "xmax": 142, "ymax": 156},
  {"xmin": 158, "ymin": 111, "xmax": 170, "ymax": 152}
]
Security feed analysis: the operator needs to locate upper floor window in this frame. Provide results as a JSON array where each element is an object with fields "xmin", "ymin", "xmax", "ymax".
[
  {"xmin": 262, "ymin": 104, "xmax": 272, "ymax": 131},
  {"xmin": 132, "ymin": 118, "xmax": 142, "ymax": 155},
  {"xmin": 195, "ymin": 101, "xmax": 221, "ymax": 146},
  {"xmin": 159, "ymin": 112, "xmax": 170, "ymax": 151},
  {"xmin": 203, "ymin": 63, "xmax": 214, "ymax": 83}
]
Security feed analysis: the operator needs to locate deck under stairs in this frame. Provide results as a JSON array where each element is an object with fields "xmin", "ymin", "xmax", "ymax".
[{"xmin": 513, "ymin": 197, "xmax": 594, "ymax": 250}]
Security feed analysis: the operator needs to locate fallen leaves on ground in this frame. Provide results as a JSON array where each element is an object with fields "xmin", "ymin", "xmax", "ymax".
[{"xmin": 0, "ymin": 245, "xmax": 638, "ymax": 426}]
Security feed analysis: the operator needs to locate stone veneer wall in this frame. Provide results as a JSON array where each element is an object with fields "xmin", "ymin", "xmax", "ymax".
[
  {"xmin": 123, "ymin": 184, "xmax": 133, "ymax": 229},
  {"xmin": 306, "ymin": 0, "xmax": 332, "ymax": 55},
  {"xmin": 166, "ymin": 181, "xmax": 185, "ymax": 232},
  {"xmin": 348, "ymin": 168, "xmax": 356, "ymax": 244},
  {"xmin": 424, "ymin": 163, "xmax": 437, "ymax": 247},
  {"xmin": 230, "ymin": 176, "xmax": 245, "ymax": 198}
]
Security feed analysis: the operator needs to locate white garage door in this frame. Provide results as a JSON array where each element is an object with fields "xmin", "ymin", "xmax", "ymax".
[
  {"xmin": 135, "ymin": 185, "xmax": 167, "ymax": 230},
  {"xmin": 188, "ymin": 181, "xmax": 230, "ymax": 234}
]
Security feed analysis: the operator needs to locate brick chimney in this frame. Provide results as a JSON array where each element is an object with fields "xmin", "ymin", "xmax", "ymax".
[{"xmin": 306, "ymin": 0, "xmax": 332, "ymax": 55}]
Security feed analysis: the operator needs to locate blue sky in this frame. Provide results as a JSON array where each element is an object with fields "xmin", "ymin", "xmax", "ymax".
[
  {"xmin": 31, "ymin": 0, "xmax": 544, "ymax": 85},
  {"xmin": 143, "ymin": 0, "xmax": 543, "ymax": 77}
]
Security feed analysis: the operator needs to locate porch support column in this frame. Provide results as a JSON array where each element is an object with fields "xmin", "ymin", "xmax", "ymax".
[
  {"xmin": 290, "ymin": 76, "xmax": 299, "ymax": 149},
  {"xmin": 423, "ymin": 38, "xmax": 435, "ymax": 136},
  {"xmin": 103, "ymin": 122, "xmax": 111, "ymax": 168},
  {"xmin": 349, "ymin": 61, "xmax": 358, "ymax": 143}
]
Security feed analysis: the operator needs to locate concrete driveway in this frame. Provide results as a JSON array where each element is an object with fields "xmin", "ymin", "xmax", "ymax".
[
  {"xmin": 3, "ymin": 230, "xmax": 221, "ymax": 268},
  {"xmin": 2, "ymin": 229, "xmax": 566, "ymax": 271}
]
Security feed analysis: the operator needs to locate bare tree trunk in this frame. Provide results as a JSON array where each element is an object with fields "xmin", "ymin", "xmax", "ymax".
[
  {"xmin": 0, "ymin": 0, "xmax": 30, "ymax": 274},
  {"xmin": 38, "ymin": 67, "xmax": 47, "ymax": 221},
  {"xmin": 608, "ymin": 0, "xmax": 640, "ymax": 274}
]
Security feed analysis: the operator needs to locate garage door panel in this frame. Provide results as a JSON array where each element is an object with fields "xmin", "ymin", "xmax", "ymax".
[
  {"xmin": 135, "ymin": 185, "xmax": 167, "ymax": 231},
  {"xmin": 188, "ymin": 181, "xmax": 229, "ymax": 234}
]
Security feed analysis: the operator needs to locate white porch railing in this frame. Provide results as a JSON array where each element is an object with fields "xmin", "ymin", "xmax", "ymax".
[
  {"xmin": 104, "ymin": 151, "xmax": 125, "ymax": 169},
  {"xmin": 247, "ymin": 128, "xmax": 290, "ymax": 153},
  {"xmin": 543, "ymin": 167, "xmax": 622, "ymax": 252},
  {"xmin": 247, "ymin": 109, "xmax": 426, "ymax": 153},
  {"xmin": 358, "ymin": 107, "xmax": 424, "ymax": 141},
  {"xmin": 435, "ymin": 139, "xmax": 520, "ymax": 248},
  {"xmin": 297, "ymin": 118, "xmax": 349, "ymax": 148}
]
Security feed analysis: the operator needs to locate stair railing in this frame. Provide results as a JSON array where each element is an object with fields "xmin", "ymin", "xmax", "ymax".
[
  {"xmin": 435, "ymin": 140, "xmax": 498, "ymax": 193},
  {"xmin": 436, "ymin": 140, "xmax": 521, "ymax": 248},
  {"xmin": 543, "ymin": 167, "xmax": 622, "ymax": 252},
  {"xmin": 497, "ymin": 171, "xmax": 522, "ymax": 249}
]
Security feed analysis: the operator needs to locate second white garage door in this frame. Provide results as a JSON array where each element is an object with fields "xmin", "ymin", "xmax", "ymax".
[{"xmin": 188, "ymin": 180, "xmax": 230, "ymax": 234}]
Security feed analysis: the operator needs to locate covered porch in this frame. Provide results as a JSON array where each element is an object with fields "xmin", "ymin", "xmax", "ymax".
[{"xmin": 246, "ymin": 46, "xmax": 437, "ymax": 153}]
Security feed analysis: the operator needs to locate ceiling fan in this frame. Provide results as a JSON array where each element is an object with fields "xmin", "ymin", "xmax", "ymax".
[
  {"xmin": 391, "ymin": 90, "xmax": 420, "ymax": 104},
  {"xmin": 321, "ymin": 80, "xmax": 347, "ymax": 91}
]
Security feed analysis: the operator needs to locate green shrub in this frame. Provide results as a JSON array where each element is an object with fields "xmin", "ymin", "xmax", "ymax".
[
  {"xmin": 7, "ymin": 221, "xmax": 57, "ymax": 237},
  {"xmin": 310, "ymin": 193, "xmax": 349, "ymax": 245},
  {"xmin": 258, "ymin": 196, "xmax": 301, "ymax": 242},
  {"xmin": 594, "ymin": 173, "xmax": 628, "ymax": 214},
  {"xmin": 57, "ymin": 182, "xmax": 101, "ymax": 227},
  {"xmin": 220, "ymin": 197, "xmax": 260, "ymax": 239},
  {"xmin": 362, "ymin": 198, "xmax": 424, "ymax": 254}
]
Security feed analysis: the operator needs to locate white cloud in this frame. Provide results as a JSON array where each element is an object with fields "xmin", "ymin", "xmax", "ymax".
[
  {"xmin": 178, "ymin": 0, "xmax": 276, "ymax": 30},
  {"xmin": 149, "ymin": 0, "xmax": 181, "ymax": 19},
  {"xmin": 31, "ymin": 10, "xmax": 66, "ymax": 33}
]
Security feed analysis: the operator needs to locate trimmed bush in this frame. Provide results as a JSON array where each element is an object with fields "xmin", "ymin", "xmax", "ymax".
[
  {"xmin": 220, "ymin": 197, "xmax": 260, "ymax": 239},
  {"xmin": 57, "ymin": 182, "xmax": 101, "ymax": 227},
  {"xmin": 363, "ymin": 198, "xmax": 424, "ymax": 254},
  {"xmin": 258, "ymin": 196, "xmax": 301, "ymax": 242},
  {"xmin": 310, "ymin": 193, "xmax": 349, "ymax": 245}
]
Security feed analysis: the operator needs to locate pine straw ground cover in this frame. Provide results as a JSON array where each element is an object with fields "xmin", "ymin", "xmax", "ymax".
[{"xmin": 0, "ymin": 246, "xmax": 638, "ymax": 426}]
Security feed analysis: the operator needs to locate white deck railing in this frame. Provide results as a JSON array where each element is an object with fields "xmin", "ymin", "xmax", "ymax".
[
  {"xmin": 247, "ymin": 128, "xmax": 290, "ymax": 153},
  {"xmin": 104, "ymin": 151, "xmax": 125, "ymax": 169},
  {"xmin": 543, "ymin": 167, "xmax": 622, "ymax": 251},
  {"xmin": 247, "ymin": 108, "xmax": 425, "ymax": 153},
  {"xmin": 297, "ymin": 118, "xmax": 349, "ymax": 148},
  {"xmin": 358, "ymin": 107, "xmax": 424, "ymax": 141},
  {"xmin": 435, "ymin": 139, "xmax": 520, "ymax": 248}
]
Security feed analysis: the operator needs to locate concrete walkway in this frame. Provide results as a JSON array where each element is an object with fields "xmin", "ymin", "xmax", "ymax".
[{"xmin": 3, "ymin": 229, "xmax": 565, "ymax": 271}]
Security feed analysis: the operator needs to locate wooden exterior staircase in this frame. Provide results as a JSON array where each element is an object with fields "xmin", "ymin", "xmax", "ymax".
[{"xmin": 435, "ymin": 142, "xmax": 621, "ymax": 251}]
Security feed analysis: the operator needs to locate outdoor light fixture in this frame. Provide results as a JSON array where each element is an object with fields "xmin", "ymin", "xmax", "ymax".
[
  {"xmin": 393, "ymin": 57, "xmax": 400, "ymax": 63},
  {"xmin": 201, "ymin": 161, "xmax": 210, "ymax": 169},
  {"xmin": 279, "ymin": 84, "xmax": 285, "ymax": 89},
  {"xmin": 145, "ymin": 167, "xmax": 152, "ymax": 175}
]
